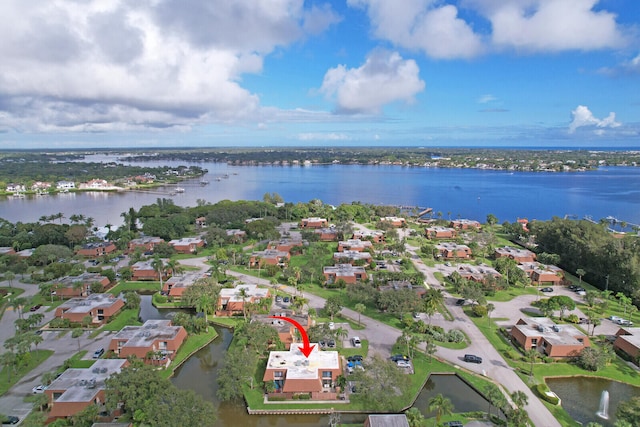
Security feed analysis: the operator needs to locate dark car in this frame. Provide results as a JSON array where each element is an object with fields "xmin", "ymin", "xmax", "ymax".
[
  {"xmin": 568, "ymin": 285, "xmax": 578, "ymax": 291},
  {"xmin": 574, "ymin": 287, "xmax": 585, "ymax": 293},
  {"xmin": 455, "ymin": 299, "xmax": 466, "ymax": 306},
  {"xmin": 390, "ymin": 354, "xmax": 410, "ymax": 362},
  {"xmin": 540, "ymin": 287, "xmax": 553, "ymax": 293},
  {"xmin": 29, "ymin": 304, "xmax": 42, "ymax": 312},
  {"xmin": 443, "ymin": 422, "xmax": 463, "ymax": 427},
  {"xmin": 347, "ymin": 355, "xmax": 363, "ymax": 362},
  {"xmin": 327, "ymin": 340, "xmax": 336, "ymax": 348},
  {"xmin": 2, "ymin": 415, "xmax": 19, "ymax": 425},
  {"xmin": 464, "ymin": 354, "xmax": 483, "ymax": 364},
  {"xmin": 283, "ymin": 296, "xmax": 290, "ymax": 303}
]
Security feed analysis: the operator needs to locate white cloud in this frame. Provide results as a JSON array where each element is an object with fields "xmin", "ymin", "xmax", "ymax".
[
  {"xmin": 319, "ymin": 50, "xmax": 425, "ymax": 114},
  {"xmin": 478, "ymin": 94, "xmax": 497, "ymax": 104},
  {"xmin": 298, "ymin": 132, "xmax": 351, "ymax": 141},
  {"xmin": 348, "ymin": 0, "xmax": 483, "ymax": 59},
  {"xmin": 598, "ymin": 53, "xmax": 640, "ymax": 76},
  {"xmin": 568, "ymin": 105, "xmax": 621, "ymax": 133},
  {"xmin": 0, "ymin": 0, "xmax": 339, "ymax": 132},
  {"xmin": 471, "ymin": 0, "xmax": 626, "ymax": 52}
]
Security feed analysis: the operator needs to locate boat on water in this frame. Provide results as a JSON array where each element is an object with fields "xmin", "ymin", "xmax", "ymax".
[
  {"xmin": 200, "ymin": 180, "xmax": 209, "ymax": 185},
  {"xmin": 174, "ymin": 187, "xmax": 185, "ymax": 193}
]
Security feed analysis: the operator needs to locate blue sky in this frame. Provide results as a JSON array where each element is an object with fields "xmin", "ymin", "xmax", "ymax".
[{"xmin": 0, "ymin": 0, "xmax": 639, "ymax": 149}]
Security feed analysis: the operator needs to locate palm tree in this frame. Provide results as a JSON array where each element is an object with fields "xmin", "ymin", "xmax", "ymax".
[
  {"xmin": 511, "ymin": 390, "xmax": 528, "ymax": 409},
  {"xmin": 72, "ymin": 329, "xmax": 84, "ymax": 351},
  {"xmin": 4, "ymin": 271, "xmax": 15, "ymax": 289},
  {"xmin": 151, "ymin": 256, "xmax": 165, "ymax": 290},
  {"xmin": 428, "ymin": 393, "xmax": 453, "ymax": 426},
  {"xmin": 238, "ymin": 287, "xmax": 249, "ymax": 320},
  {"xmin": 9, "ymin": 297, "xmax": 27, "ymax": 320},
  {"xmin": 333, "ymin": 326, "xmax": 348, "ymax": 345},
  {"xmin": 424, "ymin": 339, "xmax": 437, "ymax": 363},
  {"xmin": 486, "ymin": 303, "xmax": 495, "ymax": 327},
  {"xmin": 525, "ymin": 348, "xmax": 538, "ymax": 380},
  {"xmin": 576, "ymin": 268, "xmax": 586, "ymax": 284},
  {"xmin": 354, "ymin": 303, "xmax": 366, "ymax": 326},
  {"xmin": 485, "ymin": 384, "xmax": 507, "ymax": 419},
  {"xmin": 405, "ymin": 407, "xmax": 425, "ymax": 427}
]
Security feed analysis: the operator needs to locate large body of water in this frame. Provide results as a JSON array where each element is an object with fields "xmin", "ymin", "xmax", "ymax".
[{"xmin": 2, "ymin": 158, "xmax": 640, "ymax": 228}]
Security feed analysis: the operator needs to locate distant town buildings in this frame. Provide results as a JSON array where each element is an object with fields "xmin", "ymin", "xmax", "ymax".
[
  {"xmin": 76, "ymin": 242, "xmax": 117, "ymax": 257},
  {"xmin": 300, "ymin": 217, "xmax": 328, "ymax": 229}
]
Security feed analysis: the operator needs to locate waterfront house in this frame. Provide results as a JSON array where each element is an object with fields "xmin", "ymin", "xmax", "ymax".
[
  {"xmin": 169, "ymin": 237, "xmax": 205, "ymax": 254},
  {"xmin": 263, "ymin": 343, "xmax": 341, "ymax": 400},
  {"xmin": 300, "ymin": 217, "xmax": 328, "ymax": 229},
  {"xmin": 454, "ymin": 264, "xmax": 502, "ymax": 284},
  {"xmin": 253, "ymin": 310, "xmax": 311, "ymax": 349},
  {"xmin": 352, "ymin": 230, "xmax": 386, "ymax": 244},
  {"xmin": 216, "ymin": 284, "xmax": 270, "ymax": 317},
  {"xmin": 79, "ymin": 179, "xmax": 110, "ymax": 190},
  {"xmin": 108, "ymin": 319, "xmax": 187, "ymax": 365},
  {"xmin": 612, "ymin": 327, "xmax": 640, "ymax": 361},
  {"xmin": 5, "ymin": 183, "xmax": 26, "ymax": 193},
  {"xmin": 424, "ymin": 226, "xmax": 457, "ymax": 239},
  {"xmin": 56, "ymin": 181, "xmax": 76, "ymax": 190},
  {"xmin": 127, "ymin": 236, "xmax": 165, "ymax": 253},
  {"xmin": 494, "ymin": 246, "xmax": 537, "ymax": 263},
  {"xmin": 510, "ymin": 317, "xmax": 590, "ymax": 358},
  {"xmin": 162, "ymin": 272, "xmax": 202, "ymax": 300},
  {"xmin": 380, "ymin": 216, "xmax": 406, "ymax": 227},
  {"xmin": 131, "ymin": 259, "xmax": 170, "ymax": 281},
  {"xmin": 31, "ymin": 181, "xmax": 52, "ymax": 191},
  {"xmin": 44, "ymin": 359, "xmax": 128, "ymax": 421},
  {"xmin": 76, "ymin": 242, "xmax": 117, "ymax": 257},
  {"xmin": 435, "ymin": 242, "xmax": 472, "ymax": 259},
  {"xmin": 315, "ymin": 227, "xmax": 339, "ymax": 241},
  {"xmin": 54, "ymin": 294, "xmax": 124, "ymax": 325},
  {"xmin": 250, "ymin": 249, "xmax": 290, "ymax": 267},
  {"xmin": 449, "ymin": 219, "xmax": 482, "ymax": 230},
  {"xmin": 50, "ymin": 273, "xmax": 111, "ymax": 298},
  {"xmin": 323, "ymin": 264, "xmax": 367, "ymax": 285},
  {"xmin": 333, "ymin": 250, "xmax": 373, "ymax": 265},
  {"xmin": 337, "ymin": 239, "xmax": 373, "ymax": 252}
]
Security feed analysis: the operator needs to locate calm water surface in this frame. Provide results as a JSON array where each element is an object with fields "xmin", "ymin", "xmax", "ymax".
[{"xmin": 1, "ymin": 158, "xmax": 639, "ymax": 227}]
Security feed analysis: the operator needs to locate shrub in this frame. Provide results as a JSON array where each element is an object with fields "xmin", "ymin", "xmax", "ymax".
[
  {"xmin": 298, "ymin": 393, "xmax": 311, "ymax": 400},
  {"xmin": 447, "ymin": 329, "xmax": 465, "ymax": 343},
  {"xmin": 471, "ymin": 304, "xmax": 487, "ymax": 317},
  {"xmin": 535, "ymin": 383, "xmax": 560, "ymax": 405},
  {"xmin": 566, "ymin": 314, "xmax": 579, "ymax": 324},
  {"xmin": 153, "ymin": 293, "xmax": 167, "ymax": 304},
  {"xmin": 268, "ymin": 396, "xmax": 286, "ymax": 401}
]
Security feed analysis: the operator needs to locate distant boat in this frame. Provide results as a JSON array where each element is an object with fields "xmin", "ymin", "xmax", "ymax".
[
  {"xmin": 200, "ymin": 180, "xmax": 209, "ymax": 185},
  {"xmin": 174, "ymin": 187, "xmax": 185, "ymax": 193}
]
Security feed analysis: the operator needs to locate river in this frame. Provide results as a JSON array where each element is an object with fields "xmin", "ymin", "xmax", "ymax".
[{"xmin": 1, "ymin": 155, "xmax": 639, "ymax": 228}]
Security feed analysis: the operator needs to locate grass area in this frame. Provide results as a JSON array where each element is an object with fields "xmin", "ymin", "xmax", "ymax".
[
  {"xmin": 108, "ymin": 281, "xmax": 160, "ymax": 295},
  {"xmin": 0, "ymin": 350, "xmax": 54, "ymax": 396},
  {"xmin": 159, "ymin": 327, "xmax": 218, "ymax": 379},
  {"xmin": 99, "ymin": 308, "xmax": 142, "ymax": 333},
  {"xmin": 487, "ymin": 286, "xmax": 539, "ymax": 302},
  {"xmin": 340, "ymin": 340, "xmax": 369, "ymax": 358},
  {"xmin": 64, "ymin": 351, "xmax": 95, "ymax": 369},
  {"xmin": 209, "ymin": 317, "xmax": 244, "ymax": 328}
]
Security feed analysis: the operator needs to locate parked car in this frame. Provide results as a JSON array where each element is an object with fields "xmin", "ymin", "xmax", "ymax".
[
  {"xmin": 29, "ymin": 304, "xmax": 42, "ymax": 312},
  {"xmin": 390, "ymin": 354, "xmax": 410, "ymax": 362},
  {"xmin": 327, "ymin": 339, "xmax": 336, "ymax": 348},
  {"xmin": 569, "ymin": 285, "xmax": 578, "ymax": 291},
  {"xmin": 1, "ymin": 415, "xmax": 19, "ymax": 424},
  {"xmin": 275, "ymin": 296, "xmax": 282, "ymax": 302},
  {"xmin": 455, "ymin": 299, "xmax": 466, "ymax": 306},
  {"xmin": 328, "ymin": 322, "xmax": 335, "ymax": 330},
  {"xmin": 93, "ymin": 348, "xmax": 105, "ymax": 359},
  {"xmin": 540, "ymin": 287, "xmax": 554, "ymax": 293},
  {"xmin": 347, "ymin": 355, "xmax": 363, "ymax": 362},
  {"xmin": 609, "ymin": 315, "xmax": 621, "ymax": 321},
  {"xmin": 463, "ymin": 354, "xmax": 483, "ymax": 364},
  {"xmin": 32, "ymin": 385, "xmax": 47, "ymax": 394},
  {"xmin": 396, "ymin": 360, "xmax": 411, "ymax": 368},
  {"xmin": 616, "ymin": 319, "xmax": 633, "ymax": 326},
  {"xmin": 574, "ymin": 287, "xmax": 585, "ymax": 293},
  {"xmin": 283, "ymin": 296, "xmax": 290, "ymax": 303},
  {"xmin": 413, "ymin": 312, "xmax": 421, "ymax": 319},
  {"xmin": 443, "ymin": 422, "xmax": 463, "ymax": 427},
  {"xmin": 319, "ymin": 340, "xmax": 326, "ymax": 348},
  {"xmin": 351, "ymin": 337, "xmax": 362, "ymax": 348}
]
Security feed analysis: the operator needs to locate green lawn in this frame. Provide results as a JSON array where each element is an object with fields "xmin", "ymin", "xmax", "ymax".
[
  {"xmin": 340, "ymin": 340, "xmax": 369, "ymax": 358},
  {"xmin": 209, "ymin": 317, "xmax": 243, "ymax": 328},
  {"xmin": 99, "ymin": 308, "xmax": 142, "ymax": 333},
  {"xmin": 0, "ymin": 350, "xmax": 54, "ymax": 396},
  {"xmin": 108, "ymin": 281, "xmax": 160, "ymax": 295},
  {"xmin": 64, "ymin": 351, "xmax": 95, "ymax": 369},
  {"xmin": 159, "ymin": 328, "xmax": 218, "ymax": 379}
]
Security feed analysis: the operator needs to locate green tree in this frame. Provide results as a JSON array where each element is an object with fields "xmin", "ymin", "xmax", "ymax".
[
  {"xmin": 485, "ymin": 384, "xmax": 507, "ymax": 419},
  {"xmin": 354, "ymin": 303, "xmax": 366, "ymax": 326},
  {"xmin": 216, "ymin": 345, "xmax": 258, "ymax": 401},
  {"xmin": 4, "ymin": 271, "xmax": 15, "ymax": 288},
  {"xmin": 576, "ymin": 268, "xmax": 586, "ymax": 283},
  {"xmin": 123, "ymin": 291, "xmax": 141, "ymax": 310},
  {"xmin": 428, "ymin": 393, "xmax": 454, "ymax": 426},
  {"xmin": 71, "ymin": 329, "xmax": 84, "ymax": 351},
  {"xmin": 350, "ymin": 355, "xmax": 408, "ymax": 412},
  {"xmin": 548, "ymin": 295, "xmax": 576, "ymax": 320},
  {"xmin": 324, "ymin": 296, "xmax": 343, "ymax": 321},
  {"xmin": 405, "ymin": 407, "xmax": 425, "ymax": 427},
  {"xmin": 616, "ymin": 396, "xmax": 640, "ymax": 426}
]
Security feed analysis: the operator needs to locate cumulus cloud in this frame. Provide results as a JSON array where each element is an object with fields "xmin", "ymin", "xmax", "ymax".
[
  {"xmin": 348, "ymin": 0, "xmax": 483, "ymax": 59},
  {"xmin": 319, "ymin": 50, "xmax": 425, "ymax": 114},
  {"xmin": 0, "ymin": 0, "xmax": 339, "ymax": 132},
  {"xmin": 469, "ymin": 0, "xmax": 626, "ymax": 52},
  {"xmin": 569, "ymin": 105, "xmax": 621, "ymax": 133}
]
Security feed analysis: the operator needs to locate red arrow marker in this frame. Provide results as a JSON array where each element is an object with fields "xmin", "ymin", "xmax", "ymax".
[{"xmin": 270, "ymin": 315, "xmax": 316, "ymax": 358}]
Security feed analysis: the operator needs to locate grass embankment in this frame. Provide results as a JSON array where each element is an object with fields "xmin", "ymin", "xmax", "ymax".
[
  {"xmin": 108, "ymin": 281, "xmax": 160, "ymax": 295},
  {"xmin": 159, "ymin": 327, "xmax": 219, "ymax": 379},
  {"xmin": 0, "ymin": 350, "xmax": 54, "ymax": 396},
  {"xmin": 65, "ymin": 351, "xmax": 94, "ymax": 369}
]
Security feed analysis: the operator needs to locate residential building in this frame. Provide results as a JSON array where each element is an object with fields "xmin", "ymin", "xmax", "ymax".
[
  {"xmin": 56, "ymin": 181, "xmax": 76, "ymax": 190},
  {"xmin": 195, "ymin": 216, "xmax": 207, "ymax": 228},
  {"xmin": 494, "ymin": 246, "xmax": 537, "ymax": 263},
  {"xmin": 108, "ymin": 319, "xmax": 187, "ymax": 364},
  {"xmin": 449, "ymin": 219, "xmax": 482, "ymax": 230},
  {"xmin": 613, "ymin": 327, "xmax": 640, "ymax": 361},
  {"xmin": 263, "ymin": 343, "xmax": 341, "ymax": 400},
  {"xmin": 510, "ymin": 317, "xmax": 590, "ymax": 358},
  {"xmin": 518, "ymin": 262, "xmax": 563, "ymax": 284},
  {"xmin": 424, "ymin": 226, "xmax": 457, "ymax": 239},
  {"xmin": 379, "ymin": 281, "xmax": 426, "ymax": 298},
  {"xmin": 5, "ymin": 183, "xmax": 26, "ymax": 193},
  {"xmin": 337, "ymin": 239, "xmax": 373, "ymax": 252},
  {"xmin": 226, "ymin": 229, "xmax": 247, "ymax": 243},
  {"xmin": 435, "ymin": 242, "xmax": 472, "ymax": 259},
  {"xmin": 54, "ymin": 294, "xmax": 125, "ymax": 325},
  {"xmin": 364, "ymin": 414, "xmax": 410, "ymax": 427},
  {"xmin": 162, "ymin": 272, "xmax": 202, "ymax": 300},
  {"xmin": 333, "ymin": 250, "xmax": 372, "ymax": 265},
  {"xmin": 50, "ymin": 273, "xmax": 111, "ymax": 298},
  {"xmin": 352, "ymin": 230, "xmax": 385, "ymax": 244},
  {"xmin": 45, "ymin": 359, "xmax": 128, "ymax": 420},
  {"xmin": 0, "ymin": 247, "xmax": 16, "ymax": 256},
  {"xmin": 131, "ymin": 259, "xmax": 170, "ymax": 281},
  {"xmin": 76, "ymin": 242, "xmax": 117, "ymax": 257},
  {"xmin": 249, "ymin": 249, "xmax": 290, "ymax": 267},
  {"xmin": 323, "ymin": 264, "xmax": 367, "ymax": 285},
  {"xmin": 169, "ymin": 237, "xmax": 205, "ymax": 254},
  {"xmin": 380, "ymin": 216, "xmax": 406, "ymax": 227},
  {"xmin": 127, "ymin": 236, "xmax": 165, "ymax": 253},
  {"xmin": 455, "ymin": 264, "xmax": 502, "ymax": 284},
  {"xmin": 79, "ymin": 179, "xmax": 110, "ymax": 190},
  {"xmin": 268, "ymin": 239, "xmax": 304, "ymax": 253},
  {"xmin": 31, "ymin": 181, "xmax": 52, "ymax": 191},
  {"xmin": 216, "ymin": 284, "xmax": 270, "ymax": 317},
  {"xmin": 16, "ymin": 248, "xmax": 34, "ymax": 258},
  {"xmin": 300, "ymin": 217, "xmax": 328, "ymax": 229},
  {"xmin": 315, "ymin": 227, "xmax": 338, "ymax": 241},
  {"xmin": 253, "ymin": 310, "xmax": 311, "ymax": 349}
]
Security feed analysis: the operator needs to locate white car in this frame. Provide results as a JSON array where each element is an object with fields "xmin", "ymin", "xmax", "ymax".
[
  {"xmin": 328, "ymin": 322, "xmax": 335, "ymax": 330},
  {"xmin": 351, "ymin": 337, "xmax": 362, "ymax": 347},
  {"xmin": 397, "ymin": 360, "xmax": 411, "ymax": 368},
  {"xmin": 32, "ymin": 385, "xmax": 47, "ymax": 394}
]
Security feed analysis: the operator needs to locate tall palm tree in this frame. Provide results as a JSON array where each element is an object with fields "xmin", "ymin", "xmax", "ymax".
[
  {"xmin": 151, "ymin": 256, "xmax": 165, "ymax": 290},
  {"xmin": 333, "ymin": 326, "xmax": 348, "ymax": 344},
  {"xmin": 428, "ymin": 393, "xmax": 453, "ymax": 426},
  {"xmin": 354, "ymin": 303, "xmax": 366, "ymax": 326},
  {"xmin": 4, "ymin": 271, "xmax": 15, "ymax": 289},
  {"xmin": 237, "ymin": 287, "xmax": 249, "ymax": 320},
  {"xmin": 485, "ymin": 384, "xmax": 507, "ymax": 419}
]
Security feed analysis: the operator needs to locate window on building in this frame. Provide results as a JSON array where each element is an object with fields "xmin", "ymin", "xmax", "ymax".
[
  {"xmin": 274, "ymin": 371, "xmax": 283, "ymax": 378},
  {"xmin": 322, "ymin": 371, "xmax": 332, "ymax": 379}
]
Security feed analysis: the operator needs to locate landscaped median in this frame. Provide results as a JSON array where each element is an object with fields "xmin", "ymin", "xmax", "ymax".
[{"xmin": 0, "ymin": 350, "xmax": 53, "ymax": 396}]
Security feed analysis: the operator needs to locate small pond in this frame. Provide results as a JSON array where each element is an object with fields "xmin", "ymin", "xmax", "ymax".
[{"xmin": 547, "ymin": 376, "xmax": 640, "ymax": 426}]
